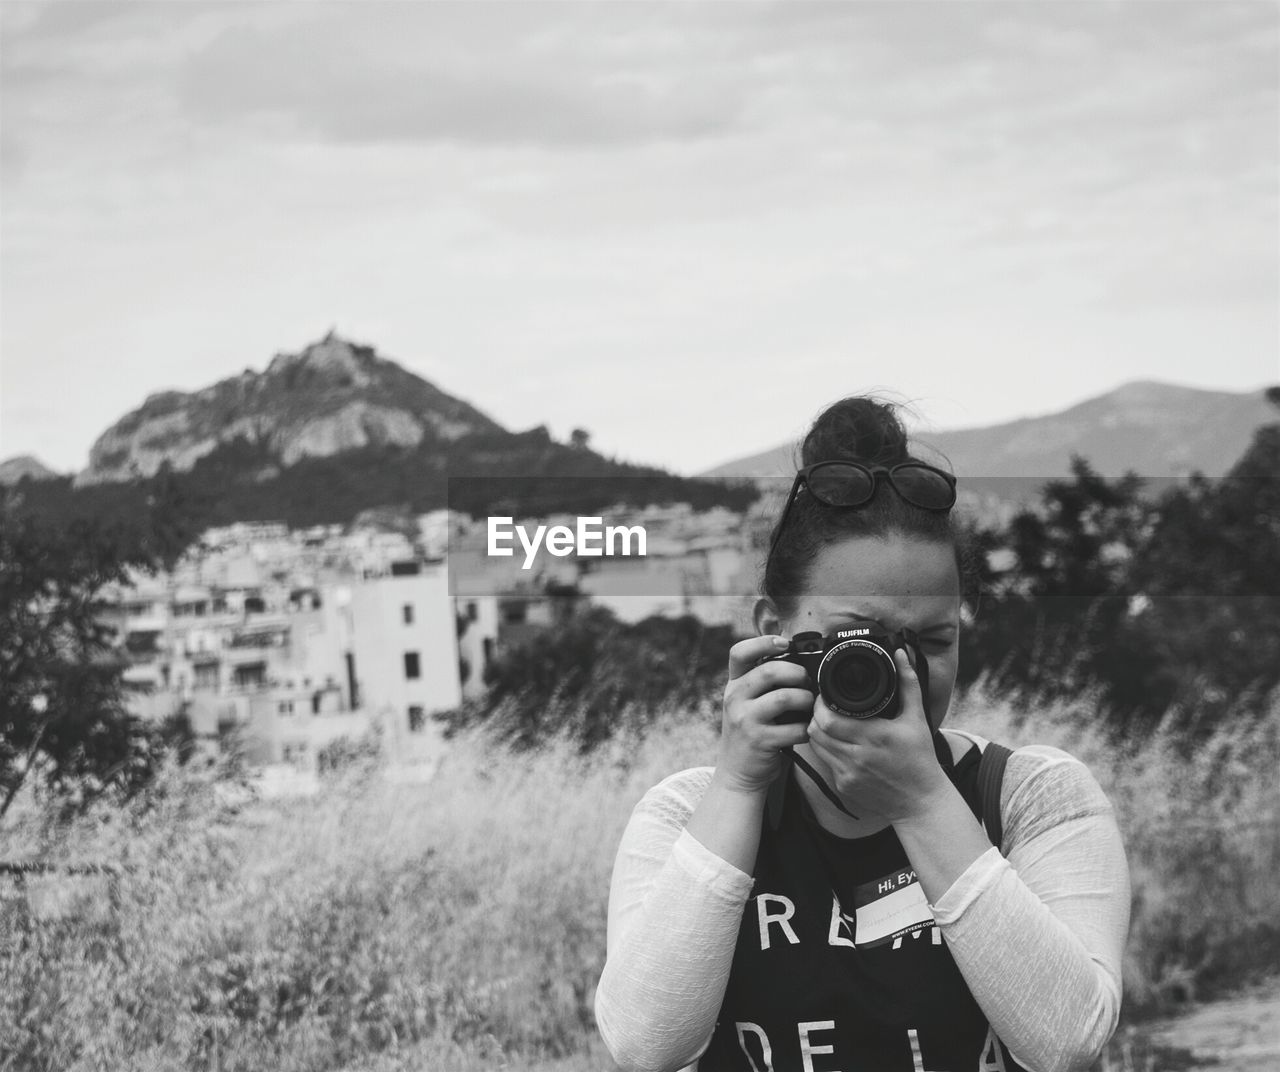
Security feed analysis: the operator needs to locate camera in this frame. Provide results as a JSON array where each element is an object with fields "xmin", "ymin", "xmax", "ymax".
[{"xmin": 762, "ymin": 620, "xmax": 910, "ymax": 720}]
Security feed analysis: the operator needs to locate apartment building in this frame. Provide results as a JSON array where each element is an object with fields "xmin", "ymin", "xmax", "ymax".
[
  {"xmin": 341, "ymin": 562, "xmax": 463, "ymax": 766},
  {"xmin": 104, "ymin": 503, "xmax": 760, "ymax": 780},
  {"xmin": 106, "ymin": 544, "xmax": 484, "ymax": 778}
]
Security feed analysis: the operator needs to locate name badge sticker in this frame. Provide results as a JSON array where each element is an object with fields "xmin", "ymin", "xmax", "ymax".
[{"xmin": 851, "ymin": 869, "xmax": 936, "ymax": 948}]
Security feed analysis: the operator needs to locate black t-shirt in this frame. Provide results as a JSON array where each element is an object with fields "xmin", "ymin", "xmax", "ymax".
[{"xmin": 697, "ymin": 738, "xmax": 1026, "ymax": 1072}]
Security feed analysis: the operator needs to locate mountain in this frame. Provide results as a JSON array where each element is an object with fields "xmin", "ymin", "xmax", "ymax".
[
  {"xmin": 0, "ymin": 455, "xmax": 60, "ymax": 485},
  {"xmin": 7, "ymin": 333, "xmax": 755, "ymax": 532},
  {"xmin": 701, "ymin": 381, "xmax": 1278, "ymax": 498},
  {"xmin": 76, "ymin": 332, "xmax": 505, "ymax": 485}
]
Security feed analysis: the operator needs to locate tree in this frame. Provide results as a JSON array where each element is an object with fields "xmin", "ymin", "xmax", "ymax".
[
  {"xmin": 1127, "ymin": 423, "xmax": 1280, "ymax": 728},
  {"xmin": 0, "ymin": 484, "xmax": 197, "ymax": 819},
  {"xmin": 569, "ymin": 427, "xmax": 591, "ymax": 450},
  {"xmin": 960, "ymin": 456, "xmax": 1156, "ymax": 712},
  {"xmin": 438, "ymin": 606, "xmax": 733, "ymax": 750},
  {"xmin": 961, "ymin": 424, "xmax": 1280, "ymax": 733},
  {"xmin": 144, "ymin": 460, "xmax": 209, "ymax": 571}
]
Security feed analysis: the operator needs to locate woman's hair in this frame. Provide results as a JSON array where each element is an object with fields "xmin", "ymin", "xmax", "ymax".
[{"xmin": 762, "ymin": 395, "xmax": 976, "ymax": 614}]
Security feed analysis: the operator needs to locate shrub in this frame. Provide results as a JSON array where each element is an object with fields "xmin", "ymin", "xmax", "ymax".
[
  {"xmin": 440, "ymin": 609, "xmax": 731, "ymax": 750},
  {"xmin": 950, "ymin": 681, "xmax": 1280, "ymax": 1012}
]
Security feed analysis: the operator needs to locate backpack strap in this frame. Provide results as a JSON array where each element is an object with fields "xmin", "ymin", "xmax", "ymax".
[{"xmin": 976, "ymin": 742, "xmax": 1013, "ymax": 851}]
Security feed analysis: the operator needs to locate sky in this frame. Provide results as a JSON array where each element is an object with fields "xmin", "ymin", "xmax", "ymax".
[{"xmin": 1, "ymin": 0, "xmax": 1276, "ymax": 477}]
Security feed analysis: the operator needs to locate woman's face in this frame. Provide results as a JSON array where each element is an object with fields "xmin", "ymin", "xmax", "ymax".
[{"xmin": 761, "ymin": 534, "xmax": 962, "ymax": 727}]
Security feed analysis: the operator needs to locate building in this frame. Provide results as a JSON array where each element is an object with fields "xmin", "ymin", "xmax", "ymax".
[
  {"xmin": 455, "ymin": 594, "xmax": 501, "ymax": 700},
  {"xmin": 101, "ymin": 502, "xmax": 766, "ymax": 782},
  {"xmin": 340, "ymin": 561, "xmax": 462, "ymax": 766},
  {"xmin": 103, "ymin": 535, "xmax": 470, "ymax": 780}
]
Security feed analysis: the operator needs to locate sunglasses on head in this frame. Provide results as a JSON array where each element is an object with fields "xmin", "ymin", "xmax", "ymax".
[{"xmin": 768, "ymin": 460, "xmax": 957, "ymax": 556}]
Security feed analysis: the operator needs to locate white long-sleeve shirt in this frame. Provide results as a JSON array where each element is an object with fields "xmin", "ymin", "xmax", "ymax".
[{"xmin": 595, "ymin": 730, "xmax": 1131, "ymax": 1072}]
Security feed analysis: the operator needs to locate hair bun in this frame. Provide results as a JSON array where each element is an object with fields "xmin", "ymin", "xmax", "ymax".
[{"xmin": 799, "ymin": 396, "xmax": 911, "ymax": 468}]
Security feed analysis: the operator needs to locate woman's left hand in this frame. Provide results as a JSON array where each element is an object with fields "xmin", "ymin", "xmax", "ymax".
[{"xmin": 805, "ymin": 647, "xmax": 952, "ymax": 825}]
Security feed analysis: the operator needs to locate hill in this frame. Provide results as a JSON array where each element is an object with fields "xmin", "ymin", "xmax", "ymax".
[
  {"xmin": 0, "ymin": 455, "xmax": 60, "ymax": 485},
  {"xmin": 3, "ymin": 333, "xmax": 755, "ymax": 531},
  {"xmin": 701, "ymin": 381, "xmax": 1278, "ymax": 500},
  {"xmin": 74, "ymin": 331, "xmax": 506, "ymax": 486}
]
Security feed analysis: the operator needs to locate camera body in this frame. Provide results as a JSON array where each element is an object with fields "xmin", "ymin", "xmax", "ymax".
[{"xmin": 763, "ymin": 620, "xmax": 910, "ymax": 720}]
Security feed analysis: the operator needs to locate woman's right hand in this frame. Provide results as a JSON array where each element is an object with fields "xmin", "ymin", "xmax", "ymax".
[{"xmin": 716, "ymin": 635, "xmax": 814, "ymax": 795}]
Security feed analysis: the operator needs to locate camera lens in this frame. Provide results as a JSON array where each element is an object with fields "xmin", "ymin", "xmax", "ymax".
[
  {"xmin": 818, "ymin": 641, "xmax": 895, "ymax": 717},
  {"xmin": 832, "ymin": 655, "xmax": 886, "ymax": 704}
]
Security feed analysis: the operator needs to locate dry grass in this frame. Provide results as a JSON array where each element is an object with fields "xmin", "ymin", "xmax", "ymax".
[
  {"xmin": 951, "ymin": 683, "xmax": 1280, "ymax": 1012},
  {"xmin": 1, "ymin": 688, "xmax": 1276, "ymax": 1071}
]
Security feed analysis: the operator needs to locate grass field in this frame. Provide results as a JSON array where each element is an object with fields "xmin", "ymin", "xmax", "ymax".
[{"xmin": 2, "ymin": 684, "xmax": 1277, "ymax": 1072}]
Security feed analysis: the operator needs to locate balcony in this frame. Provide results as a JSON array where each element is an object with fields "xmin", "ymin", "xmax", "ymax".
[
  {"xmin": 123, "ymin": 614, "xmax": 166, "ymax": 634},
  {"xmin": 122, "ymin": 665, "xmax": 163, "ymax": 689},
  {"xmin": 227, "ymin": 626, "xmax": 288, "ymax": 652}
]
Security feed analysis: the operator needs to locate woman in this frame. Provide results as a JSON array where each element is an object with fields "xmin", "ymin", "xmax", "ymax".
[{"xmin": 594, "ymin": 397, "xmax": 1130, "ymax": 1072}]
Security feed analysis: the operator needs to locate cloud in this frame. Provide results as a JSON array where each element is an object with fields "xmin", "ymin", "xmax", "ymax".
[
  {"xmin": 0, "ymin": 131, "xmax": 27, "ymax": 184},
  {"xmin": 2, "ymin": 0, "xmax": 1275, "ymax": 474},
  {"xmin": 0, "ymin": 0, "xmax": 128, "ymax": 41},
  {"xmin": 175, "ymin": 6, "xmax": 751, "ymax": 148}
]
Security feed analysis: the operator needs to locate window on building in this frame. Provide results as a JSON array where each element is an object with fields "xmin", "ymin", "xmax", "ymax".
[
  {"xmin": 234, "ymin": 663, "xmax": 266, "ymax": 689},
  {"xmin": 408, "ymin": 705, "xmax": 426, "ymax": 733},
  {"xmin": 346, "ymin": 653, "xmax": 359, "ymax": 709},
  {"xmin": 403, "ymin": 603, "xmax": 414, "ymax": 625},
  {"xmin": 278, "ymin": 700, "xmax": 294, "ymax": 716},
  {"xmin": 282, "ymin": 742, "xmax": 309, "ymax": 766},
  {"xmin": 404, "ymin": 651, "xmax": 421, "ymax": 679},
  {"xmin": 125, "ymin": 630, "xmax": 160, "ymax": 656}
]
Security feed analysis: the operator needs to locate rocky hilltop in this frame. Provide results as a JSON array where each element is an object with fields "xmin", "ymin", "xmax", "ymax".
[
  {"xmin": 12, "ymin": 332, "xmax": 754, "ymax": 531},
  {"xmin": 76, "ymin": 333, "xmax": 505, "ymax": 485}
]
